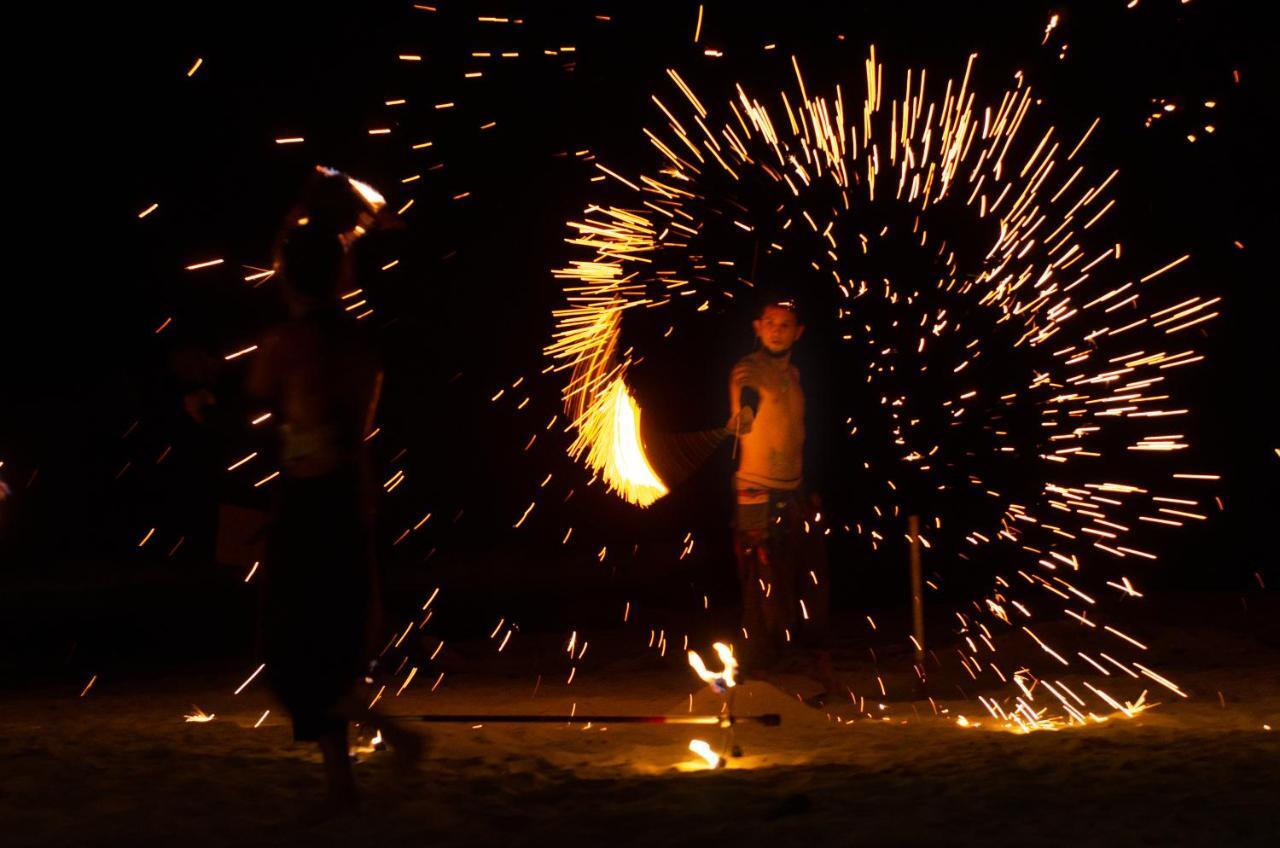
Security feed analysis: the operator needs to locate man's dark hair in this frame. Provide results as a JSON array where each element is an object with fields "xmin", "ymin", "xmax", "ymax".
[{"xmin": 754, "ymin": 289, "xmax": 803, "ymax": 322}]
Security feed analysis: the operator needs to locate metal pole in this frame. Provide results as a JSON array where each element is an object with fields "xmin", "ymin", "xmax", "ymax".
[
  {"xmin": 908, "ymin": 514, "xmax": 925, "ymax": 668},
  {"xmin": 391, "ymin": 713, "xmax": 782, "ymax": 727}
]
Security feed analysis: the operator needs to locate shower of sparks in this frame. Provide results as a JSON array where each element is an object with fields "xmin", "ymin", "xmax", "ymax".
[
  {"xmin": 547, "ymin": 48, "xmax": 1218, "ymax": 725},
  {"xmin": 118, "ymin": 6, "xmax": 1233, "ymax": 758},
  {"xmin": 961, "ymin": 689, "xmax": 1154, "ymax": 733}
]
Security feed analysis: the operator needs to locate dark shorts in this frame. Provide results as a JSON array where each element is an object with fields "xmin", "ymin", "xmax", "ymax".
[
  {"xmin": 732, "ymin": 488, "xmax": 830, "ymax": 653},
  {"xmin": 261, "ymin": 471, "xmax": 372, "ymax": 741}
]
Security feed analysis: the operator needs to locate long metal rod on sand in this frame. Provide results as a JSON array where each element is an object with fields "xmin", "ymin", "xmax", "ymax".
[{"xmin": 391, "ymin": 713, "xmax": 781, "ymax": 726}]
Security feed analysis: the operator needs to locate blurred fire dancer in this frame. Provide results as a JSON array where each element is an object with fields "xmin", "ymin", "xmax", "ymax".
[
  {"xmin": 177, "ymin": 171, "xmax": 424, "ymax": 815},
  {"xmin": 727, "ymin": 294, "xmax": 840, "ymax": 702},
  {"xmin": 248, "ymin": 179, "xmax": 424, "ymax": 815}
]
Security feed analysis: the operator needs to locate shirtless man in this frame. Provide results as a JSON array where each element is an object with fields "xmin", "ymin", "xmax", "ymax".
[
  {"xmin": 185, "ymin": 177, "xmax": 423, "ymax": 815},
  {"xmin": 728, "ymin": 297, "xmax": 837, "ymax": 696},
  {"xmin": 246, "ymin": 216, "xmax": 425, "ymax": 814}
]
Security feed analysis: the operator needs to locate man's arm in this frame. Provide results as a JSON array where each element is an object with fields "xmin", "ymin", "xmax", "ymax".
[
  {"xmin": 178, "ymin": 333, "xmax": 277, "ymax": 438},
  {"xmin": 727, "ymin": 361, "xmax": 755, "ymax": 434}
]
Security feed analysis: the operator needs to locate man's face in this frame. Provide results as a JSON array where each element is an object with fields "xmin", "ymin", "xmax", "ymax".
[{"xmin": 753, "ymin": 305, "xmax": 804, "ymax": 354}]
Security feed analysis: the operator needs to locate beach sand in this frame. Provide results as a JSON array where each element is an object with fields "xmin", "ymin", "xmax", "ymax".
[{"xmin": 4, "ymin": 624, "xmax": 1278, "ymax": 847}]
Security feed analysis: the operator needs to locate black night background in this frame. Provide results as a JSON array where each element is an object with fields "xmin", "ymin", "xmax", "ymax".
[{"xmin": 1, "ymin": 2, "xmax": 1276, "ymax": 846}]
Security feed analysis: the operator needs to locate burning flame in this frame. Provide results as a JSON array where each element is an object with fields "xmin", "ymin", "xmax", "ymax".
[
  {"xmin": 184, "ymin": 705, "xmax": 216, "ymax": 723},
  {"xmin": 606, "ymin": 380, "xmax": 667, "ymax": 503},
  {"xmin": 347, "ymin": 175, "xmax": 387, "ymax": 212},
  {"xmin": 572, "ymin": 377, "xmax": 668, "ymax": 507},
  {"xmin": 351, "ymin": 728, "xmax": 385, "ymax": 755},
  {"xmin": 688, "ymin": 739, "xmax": 722, "ymax": 769},
  {"xmin": 688, "ymin": 642, "xmax": 738, "ymax": 693}
]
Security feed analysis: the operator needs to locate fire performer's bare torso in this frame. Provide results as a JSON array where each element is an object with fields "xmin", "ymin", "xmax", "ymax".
[
  {"xmin": 724, "ymin": 300, "xmax": 836, "ymax": 692},
  {"xmin": 250, "ymin": 318, "xmax": 381, "ymax": 481},
  {"xmin": 730, "ymin": 350, "xmax": 805, "ymax": 494}
]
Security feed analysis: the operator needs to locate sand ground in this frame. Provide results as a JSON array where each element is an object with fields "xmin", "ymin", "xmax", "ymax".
[{"xmin": 3, "ymin": 637, "xmax": 1278, "ymax": 848}]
